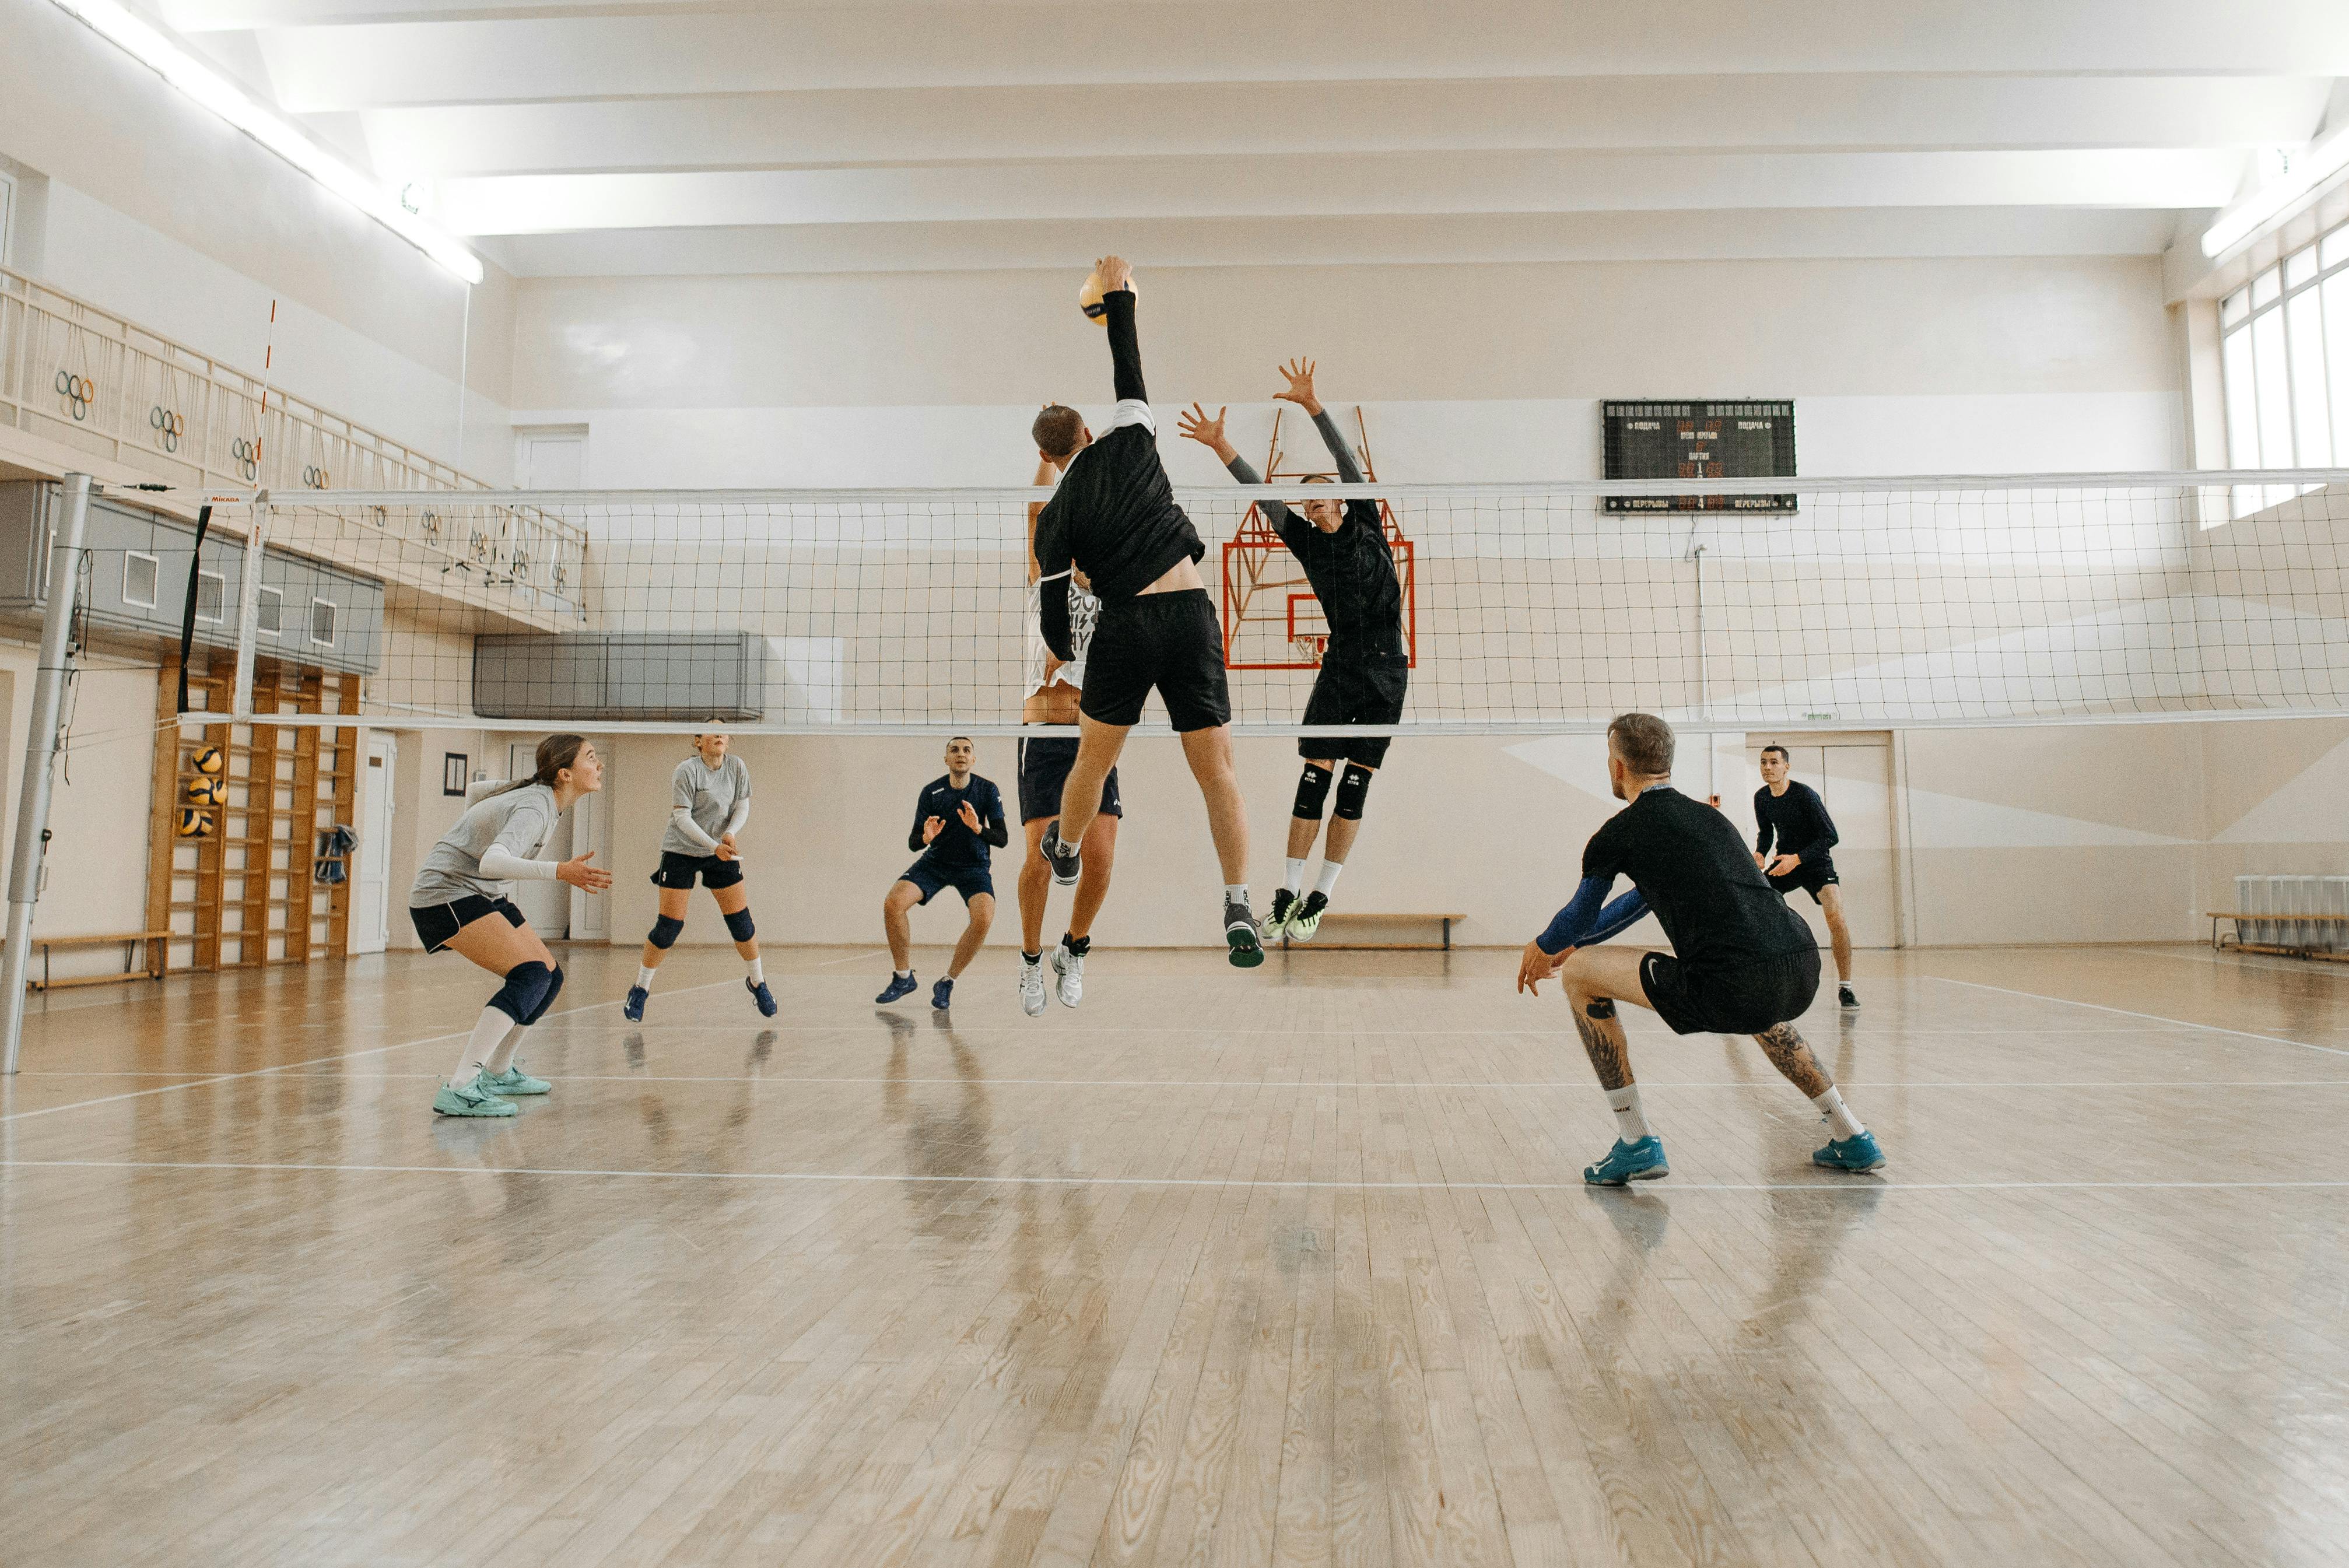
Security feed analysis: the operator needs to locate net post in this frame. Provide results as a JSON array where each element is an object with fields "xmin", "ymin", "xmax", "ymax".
[
  {"xmin": 230, "ymin": 492, "xmax": 269, "ymax": 721},
  {"xmin": 2, "ymin": 472, "xmax": 95, "ymax": 1074}
]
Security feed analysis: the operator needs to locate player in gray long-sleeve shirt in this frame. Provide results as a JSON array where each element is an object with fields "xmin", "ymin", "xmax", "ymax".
[
  {"xmin": 625, "ymin": 727, "xmax": 778, "ymax": 1022},
  {"xmin": 1180, "ymin": 357, "xmax": 1408, "ymax": 943}
]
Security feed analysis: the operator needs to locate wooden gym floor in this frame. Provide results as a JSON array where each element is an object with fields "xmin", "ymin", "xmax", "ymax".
[{"xmin": 3, "ymin": 942, "xmax": 2347, "ymax": 1567}]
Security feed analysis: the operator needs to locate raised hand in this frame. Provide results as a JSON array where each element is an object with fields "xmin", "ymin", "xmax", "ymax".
[
  {"xmin": 1274, "ymin": 357, "xmax": 1321, "ymax": 416},
  {"xmin": 1095, "ymin": 255, "xmax": 1133, "ymax": 292},
  {"xmin": 558, "ymin": 850, "xmax": 612, "ymax": 892},
  {"xmin": 922, "ymin": 815, "xmax": 945, "ymax": 846},
  {"xmin": 1177, "ymin": 403, "xmax": 1235, "ymax": 458},
  {"xmin": 956, "ymin": 801, "xmax": 983, "ymax": 833}
]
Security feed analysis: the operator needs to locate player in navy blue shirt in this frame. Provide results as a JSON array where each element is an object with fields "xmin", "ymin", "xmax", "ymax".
[{"xmin": 878, "ymin": 737, "xmax": 1009, "ymax": 1011}]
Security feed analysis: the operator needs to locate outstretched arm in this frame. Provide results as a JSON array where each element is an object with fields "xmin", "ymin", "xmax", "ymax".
[
  {"xmin": 1536, "ymin": 875, "xmax": 1650, "ymax": 956},
  {"xmin": 1096, "ymin": 256, "xmax": 1146, "ymax": 407},
  {"xmin": 1276, "ymin": 358, "xmax": 1365, "ymax": 483},
  {"xmin": 1178, "ymin": 403, "xmax": 1296, "ymax": 532}
]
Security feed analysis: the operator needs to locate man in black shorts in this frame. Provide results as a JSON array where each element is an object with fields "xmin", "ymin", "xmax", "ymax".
[
  {"xmin": 1030, "ymin": 254, "xmax": 1260, "ymax": 967},
  {"xmin": 1517, "ymin": 713, "xmax": 1885, "ymax": 1185},
  {"xmin": 1755, "ymin": 744, "xmax": 1859, "ymax": 1010},
  {"xmin": 1179, "ymin": 356, "xmax": 1405, "ymax": 943},
  {"xmin": 878, "ymin": 737, "xmax": 1007, "ymax": 1012}
]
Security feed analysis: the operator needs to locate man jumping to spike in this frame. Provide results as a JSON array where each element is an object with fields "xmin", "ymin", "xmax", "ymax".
[
  {"xmin": 1180, "ymin": 356, "xmax": 1405, "ymax": 942},
  {"xmin": 1517, "ymin": 713, "xmax": 1885, "ymax": 1185},
  {"xmin": 1030, "ymin": 255, "xmax": 1261, "ymax": 966}
]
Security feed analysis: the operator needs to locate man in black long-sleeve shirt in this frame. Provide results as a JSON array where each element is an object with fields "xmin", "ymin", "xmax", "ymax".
[
  {"xmin": 878, "ymin": 737, "xmax": 1008, "ymax": 1011},
  {"xmin": 1755, "ymin": 744, "xmax": 1859, "ymax": 1009},
  {"xmin": 1179, "ymin": 357, "xmax": 1405, "ymax": 943},
  {"xmin": 1029, "ymin": 255, "xmax": 1261, "ymax": 969}
]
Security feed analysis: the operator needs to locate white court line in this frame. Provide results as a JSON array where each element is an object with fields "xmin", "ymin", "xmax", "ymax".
[
  {"xmin": 90, "ymin": 1072, "xmax": 2349, "ymax": 1091},
  {"xmin": 1931, "ymin": 976, "xmax": 2349, "ymax": 1058},
  {"xmin": 559, "ymin": 1022, "xmax": 2203, "ymax": 1038},
  {"xmin": 6, "ymin": 1156, "xmax": 2348, "ymax": 1196},
  {"xmin": 0, "ymin": 979, "xmax": 737, "ymax": 1124}
]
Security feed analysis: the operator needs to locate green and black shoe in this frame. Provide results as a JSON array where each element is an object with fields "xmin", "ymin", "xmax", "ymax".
[{"xmin": 1286, "ymin": 891, "xmax": 1328, "ymax": 943}]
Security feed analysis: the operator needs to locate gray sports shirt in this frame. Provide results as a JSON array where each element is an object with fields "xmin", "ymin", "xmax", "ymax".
[
  {"xmin": 409, "ymin": 783, "xmax": 558, "ymax": 907},
  {"xmin": 664, "ymin": 753, "xmax": 752, "ymax": 855}
]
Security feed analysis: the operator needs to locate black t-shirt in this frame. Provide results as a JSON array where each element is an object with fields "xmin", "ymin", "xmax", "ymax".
[
  {"xmin": 1228, "ymin": 409, "xmax": 1402, "ymax": 660},
  {"xmin": 1033, "ymin": 289, "xmax": 1205, "ymax": 657},
  {"xmin": 1582, "ymin": 785, "xmax": 1814, "ymax": 970},
  {"xmin": 1753, "ymin": 780, "xmax": 1839, "ymax": 865},
  {"xmin": 907, "ymin": 774, "xmax": 1009, "ymax": 871}
]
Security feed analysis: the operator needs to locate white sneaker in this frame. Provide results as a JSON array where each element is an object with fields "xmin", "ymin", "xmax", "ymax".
[
  {"xmin": 1019, "ymin": 955, "xmax": 1047, "ymax": 1018},
  {"xmin": 1050, "ymin": 941, "xmax": 1085, "ymax": 1008}
]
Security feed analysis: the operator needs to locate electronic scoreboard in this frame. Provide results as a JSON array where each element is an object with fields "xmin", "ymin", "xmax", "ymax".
[{"xmin": 1601, "ymin": 399, "xmax": 1796, "ymax": 514}]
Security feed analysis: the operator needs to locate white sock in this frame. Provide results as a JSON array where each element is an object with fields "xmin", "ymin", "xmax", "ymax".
[
  {"xmin": 1313, "ymin": 860, "xmax": 1344, "ymax": 897},
  {"xmin": 451, "ymin": 1006, "xmax": 514, "ymax": 1090},
  {"xmin": 745, "ymin": 957, "xmax": 764, "ymax": 985},
  {"xmin": 1812, "ymin": 1086, "xmax": 1865, "ymax": 1140},
  {"xmin": 1224, "ymin": 883, "xmax": 1249, "ymax": 907},
  {"xmin": 896, "ymin": 968, "xmax": 911, "ymax": 979},
  {"xmin": 486, "ymin": 1023, "xmax": 527, "ymax": 1076},
  {"xmin": 1604, "ymin": 1085, "xmax": 1652, "ymax": 1143},
  {"xmin": 1284, "ymin": 858, "xmax": 1307, "ymax": 894},
  {"xmin": 635, "ymin": 965, "xmax": 657, "ymax": 992}
]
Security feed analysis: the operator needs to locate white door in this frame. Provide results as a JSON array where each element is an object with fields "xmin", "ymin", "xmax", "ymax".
[
  {"xmin": 355, "ymin": 734, "xmax": 395, "ymax": 953},
  {"xmin": 507, "ymin": 739, "xmax": 573, "ymax": 938},
  {"xmin": 1745, "ymin": 740, "xmax": 1898, "ymax": 948},
  {"xmin": 515, "ymin": 427, "xmax": 588, "ymax": 489}
]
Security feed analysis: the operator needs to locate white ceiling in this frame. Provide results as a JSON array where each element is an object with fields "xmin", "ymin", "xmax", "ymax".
[{"xmin": 150, "ymin": 0, "xmax": 2349, "ymax": 279}]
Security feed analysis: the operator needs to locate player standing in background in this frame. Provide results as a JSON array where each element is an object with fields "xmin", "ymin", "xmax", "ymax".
[
  {"xmin": 1016, "ymin": 445, "xmax": 1122, "ymax": 1016},
  {"xmin": 1179, "ymin": 356, "xmax": 1406, "ymax": 942},
  {"xmin": 878, "ymin": 736, "xmax": 1008, "ymax": 1011},
  {"xmin": 1755, "ymin": 744, "xmax": 1859, "ymax": 1010},
  {"xmin": 625, "ymin": 725, "xmax": 777, "ymax": 1023},
  {"xmin": 1029, "ymin": 255, "xmax": 1263, "ymax": 967}
]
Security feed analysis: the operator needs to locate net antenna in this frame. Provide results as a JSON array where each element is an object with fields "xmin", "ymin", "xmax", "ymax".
[{"xmin": 1220, "ymin": 405, "xmax": 1418, "ymax": 671}]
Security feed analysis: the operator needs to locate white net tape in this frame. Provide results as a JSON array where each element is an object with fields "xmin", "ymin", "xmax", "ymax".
[{"xmin": 196, "ymin": 470, "xmax": 2349, "ymax": 734}]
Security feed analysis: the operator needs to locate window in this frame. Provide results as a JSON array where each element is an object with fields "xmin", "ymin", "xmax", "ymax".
[
  {"xmin": 0, "ymin": 167, "xmax": 15, "ymax": 269},
  {"xmin": 122, "ymin": 550, "xmax": 159, "ymax": 609},
  {"xmin": 310, "ymin": 597, "xmax": 338, "ymax": 648},
  {"xmin": 2218, "ymin": 213, "xmax": 2349, "ymax": 518},
  {"xmin": 195, "ymin": 570, "xmax": 225, "ymax": 624},
  {"xmin": 255, "ymin": 584, "xmax": 282, "ymax": 636}
]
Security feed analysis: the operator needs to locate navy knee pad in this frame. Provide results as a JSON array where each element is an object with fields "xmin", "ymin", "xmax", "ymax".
[
  {"xmin": 489, "ymin": 960, "xmax": 554, "ymax": 1024},
  {"xmin": 1332, "ymin": 763, "xmax": 1373, "ymax": 821},
  {"xmin": 1292, "ymin": 763, "xmax": 1333, "ymax": 820},
  {"xmin": 647, "ymin": 914, "xmax": 685, "ymax": 949},
  {"xmin": 523, "ymin": 964, "xmax": 566, "ymax": 1025},
  {"xmin": 724, "ymin": 907, "xmax": 756, "ymax": 943}
]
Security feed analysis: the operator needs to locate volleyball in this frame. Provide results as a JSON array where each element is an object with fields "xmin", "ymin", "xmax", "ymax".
[
  {"xmin": 192, "ymin": 745, "xmax": 224, "ymax": 776},
  {"xmin": 1078, "ymin": 268, "xmax": 1135, "ymax": 326},
  {"xmin": 176, "ymin": 806, "xmax": 213, "ymax": 839},
  {"xmin": 185, "ymin": 777, "xmax": 225, "ymax": 806}
]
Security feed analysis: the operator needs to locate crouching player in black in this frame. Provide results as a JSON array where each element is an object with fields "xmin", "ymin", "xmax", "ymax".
[
  {"xmin": 1179, "ymin": 355, "xmax": 1404, "ymax": 942},
  {"xmin": 1517, "ymin": 713, "xmax": 1886, "ymax": 1185}
]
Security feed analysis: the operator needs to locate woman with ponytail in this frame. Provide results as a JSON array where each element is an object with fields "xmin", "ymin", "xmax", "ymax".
[{"xmin": 408, "ymin": 735, "xmax": 612, "ymax": 1116}]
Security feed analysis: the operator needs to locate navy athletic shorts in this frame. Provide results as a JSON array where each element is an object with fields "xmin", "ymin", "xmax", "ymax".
[
  {"xmin": 899, "ymin": 858, "xmax": 994, "ymax": 906},
  {"xmin": 1017, "ymin": 735, "xmax": 1122, "ymax": 824}
]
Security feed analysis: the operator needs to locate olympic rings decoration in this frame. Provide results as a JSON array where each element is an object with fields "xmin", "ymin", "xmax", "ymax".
[
  {"xmin": 302, "ymin": 465, "xmax": 331, "ymax": 489},
  {"xmin": 54, "ymin": 371, "xmax": 96, "ymax": 420},
  {"xmin": 231, "ymin": 436, "xmax": 260, "ymax": 482},
  {"xmin": 150, "ymin": 405, "xmax": 185, "ymax": 453}
]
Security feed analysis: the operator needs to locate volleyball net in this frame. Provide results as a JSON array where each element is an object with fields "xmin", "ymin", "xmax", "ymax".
[{"xmin": 181, "ymin": 469, "xmax": 2349, "ymax": 735}]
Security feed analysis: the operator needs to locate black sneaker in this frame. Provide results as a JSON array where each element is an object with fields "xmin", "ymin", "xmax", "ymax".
[
  {"xmin": 1041, "ymin": 820, "xmax": 1082, "ymax": 887},
  {"xmin": 1225, "ymin": 898, "xmax": 1264, "ymax": 968},
  {"xmin": 1267, "ymin": 888, "xmax": 1297, "ymax": 938},
  {"xmin": 1838, "ymin": 985, "xmax": 1860, "ymax": 1011}
]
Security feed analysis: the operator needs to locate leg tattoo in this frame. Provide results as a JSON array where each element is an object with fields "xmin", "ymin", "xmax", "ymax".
[
  {"xmin": 1573, "ymin": 998, "xmax": 1633, "ymax": 1091},
  {"xmin": 1755, "ymin": 1022, "xmax": 1832, "ymax": 1098}
]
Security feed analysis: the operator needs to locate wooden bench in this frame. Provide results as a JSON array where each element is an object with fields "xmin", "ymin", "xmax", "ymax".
[
  {"xmin": 27, "ymin": 931, "xmax": 170, "ymax": 991},
  {"xmin": 1281, "ymin": 911, "xmax": 1468, "ymax": 952},
  {"xmin": 2206, "ymin": 910, "xmax": 2349, "ymax": 964}
]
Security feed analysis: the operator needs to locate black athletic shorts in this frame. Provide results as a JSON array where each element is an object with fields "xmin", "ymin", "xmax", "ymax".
[
  {"xmin": 651, "ymin": 850, "xmax": 745, "ymax": 891},
  {"xmin": 1639, "ymin": 946, "xmax": 1821, "ymax": 1036},
  {"xmin": 1080, "ymin": 588, "xmax": 1232, "ymax": 732},
  {"xmin": 1298, "ymin": 644, "xmax": 1409, "ymax": 766},
  {"xmin": 1766, "ymin": 856, "xmax": 1839, "ymax": 903},
  {"xmin": 899, "ymin": 859, "xmax": 994, "ymax": 906},
  {"xmin": 1018, "ymin": 735, "xmax": 1122, "ymax": 824},
  {"xmin": 409, "ymin": 893, "xmax": 525, "ymax": 954}
]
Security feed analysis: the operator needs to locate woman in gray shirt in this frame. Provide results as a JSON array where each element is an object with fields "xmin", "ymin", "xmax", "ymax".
[
  {"xmin": 625, "ymin": 727, "xmax": 776, "ymax": 1021},
  {"xmin": 409, "ymin": 734, "xmax": 612, "ymax": 1117}
]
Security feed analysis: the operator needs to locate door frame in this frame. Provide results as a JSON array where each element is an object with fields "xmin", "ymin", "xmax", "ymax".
[
  {"xmin": 1744, "ymin": 729, "xmax": 1905, "ymax": 949},
  {"xmin": 355, "ymin": 732, "xmax": 396, "ymax": 955}
]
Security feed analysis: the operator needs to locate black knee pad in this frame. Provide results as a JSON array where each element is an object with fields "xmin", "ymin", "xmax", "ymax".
[
  {"xmin": 1292, "ymin": 763, "xmax": 1333, "ymax": 820},
  {"xmin": 648, "ymin": 914, "xmax": 684, "ymax": 949},
  {"xmin": 490, "ymin": 960, "xmax": 554, "ymax": 1023},
  {"xmin": 1585, "ymin": 998, "xmax": 1616, "ymax": 1020},
  {"xmin": 724, "ymin": 907, "xmax": 756, "ymax": 943},
  {"xmin": 523, "ymin": 964, "xmax": 566, "ymax": 1025},
  {"xmin": 1332, "ymin": 763, "xmax": 1373, "ymax": 821}
]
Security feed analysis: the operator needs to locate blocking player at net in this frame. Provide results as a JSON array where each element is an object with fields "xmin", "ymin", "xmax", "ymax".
[
  {"xmin": 1755, "ymin": 744, "xmax": 1859, "ymax": 1010},
  {"xmin": 1031, "ymin": 255, "xmax": 1262, "ymax": 967},
  {"xmin": 1017, "ymin": 445, "xmax": 1121, "ymax": 1016},
  {"xmin": 1516, "ymin": 713, "xmax": 1885, "ymax": 1184},
  {"xmin": 878, "ymin": 737, "xmax": 1008, "ymax": 1011},
  {"xmin": 625, "ymin": 726, "xmax": 777, "ymax": 1023},
  {"xmin": 1179, "ymin": 356, "xmax": 1406, "ymax": 943}
]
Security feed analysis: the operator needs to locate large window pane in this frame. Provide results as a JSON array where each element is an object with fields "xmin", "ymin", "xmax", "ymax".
[
  {"xmin": 2287, "ymin": 287, "xmax": 2332, "ymax": 465},
  {"xmin": 2254, "ymin": 266, "xmax": 2282, "ymax": 307},
  {"xmin": 2324, "ymin": 226, "xmax": 2349, "ymax": 272},
  {"xmin": 2287, "ymin": 245, "xmax": 2318, "ymax": 290},
  {"xmin": 2328, "ymin": 271, "xmax": 2349, "ymax": 466},
  {"xmin": 2224, "ymin": 326, "xmax": 2261, "ymax": 466},
  {"xmin": 2255, "ymin": 308, "xmax": 2294, "ymax": 458},
  {"xmin": 2223, "ymin": 287, "xmax": 2249, "ymax": 326}
]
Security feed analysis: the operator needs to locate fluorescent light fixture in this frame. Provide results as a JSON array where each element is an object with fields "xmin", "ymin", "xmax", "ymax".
[
  {"xmin": 46, "ymin": 0, "xmax": 483, "ymax": 285},
  {"xmin": 2201, "ymin": 122, "xmax": 2349, "ymax": 259}
]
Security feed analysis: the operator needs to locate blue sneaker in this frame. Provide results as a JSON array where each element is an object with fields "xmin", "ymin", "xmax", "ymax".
[
  {"xmin": 1583, "ymin": 1135, "xmax": 1670, "ymax": 1186},
  {"xmin": 1813, "ymin": 1131, "xmax": 1886, "ymax": 1173},
  {"xmin": 747, "ymin": 978, "xmax": 778, "ymax": 1018},
  {"xmin": 875, "ymin": 971, "xmax": 918, "ymax": 1005},
  {"xmin": 623, "ymin": 985, "xmax": 647, "ymax": 1022},
  {"xmin": 931, "ymin": 976, "xmax": 954, "ymax": 1011}
]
